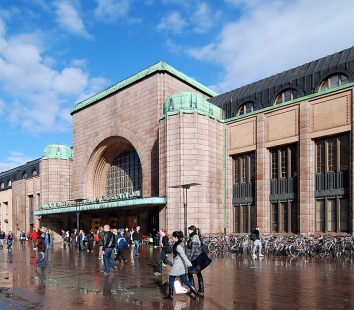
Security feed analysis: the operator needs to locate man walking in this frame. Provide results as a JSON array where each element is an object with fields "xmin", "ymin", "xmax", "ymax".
[
  {"xmin": 132, "ymin": 226, "xmax": 141, "ymax": 256},
  {"xmin": 115, "ymin": 228, "xmax": 129, "ymax": 263},
  {"xmin": 102, "ymin": 225, "xmax": 117, "ymax": 275}
]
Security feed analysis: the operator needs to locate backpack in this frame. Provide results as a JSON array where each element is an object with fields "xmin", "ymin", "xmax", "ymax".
[
  {"xmin": 165, "ymin": 242, "xmax": 173, "ymax": 254},
  {"xmin": 250, "ymin": 233, "xmax": 257, "ymax": 241}
]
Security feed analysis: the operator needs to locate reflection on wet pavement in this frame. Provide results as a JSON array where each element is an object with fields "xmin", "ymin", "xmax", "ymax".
[{"xmin": 0, "ymin": 241, "xmax": 353, "ymax": 309}]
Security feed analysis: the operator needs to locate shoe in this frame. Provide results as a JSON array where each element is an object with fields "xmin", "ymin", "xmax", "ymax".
[
  {"xmin": 124, "ymin": 260, "xmax": 128, "ymax": 263},
  {"xmin": 259, "ymin": 253, "xmax": 264, "ymax": 257},
  {"xmin": 87, "ymin": 250, "xmax": 89, "ymax": 252},
  {"xmin": 188, "ymin": 286, "xmax": 200, "ymax": 300},
  {"xmin": 103, "ymin": 272, "xmax": 109, "ymax": 275},
  {"xmin": 135, "ymin": 253, "xmax": 140, "ymax": 256},
  {"xmin": 164, "ymin": 288, "xmax": 173, "ymax": 299},
  {"xmin": 113, "ymin": 266, "xmax": 117, "ymax": 269},
  {"xmin": 252, "ymin": 254, "xmax": 257, "ymax": 258},
  {"xmin": 154, "ymin": 272, "xmax": 161, "ymax": 275}
]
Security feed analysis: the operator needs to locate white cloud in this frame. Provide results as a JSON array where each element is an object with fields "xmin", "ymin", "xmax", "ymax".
[
  {"xmin": 0, "ymin": 151, "xmax": 34, "ymax": 173},
  {"xmin": 191, "ymin": 2, "xmax": 219, "ymax": 34},
  {"xmin": 54, "ymin": 1, "xmax": 91, "ymax": 38},
  {"xmin": 157, "ymin": 11, "xmax": 188, "ymax": 34},
  {"xmin": 0, "ymin": 18, "xmax": 109, "ymax": 135},
  {"xmin": 187, "ymin": 0, "xmax": 354, "ymax": 92},
  {"xmin": 94, "ymin": 0, "xmax": 131, "ymax": 23}
]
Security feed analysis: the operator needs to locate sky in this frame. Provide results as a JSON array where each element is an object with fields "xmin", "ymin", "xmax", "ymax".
[{"xmin": 0, "ymin": 0, "xmax": 353, "ymax": 173}]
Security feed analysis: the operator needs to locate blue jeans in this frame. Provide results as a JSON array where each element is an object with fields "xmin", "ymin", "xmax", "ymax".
[
  {"xmin": 103, "ymin": 248, "xmax": 115, "ymax": 273},
  {"xmin": 169, "ymin": 274, "xmax": 193, "ymax": 290},
  {"xmin": 253, "ymin": 239, "xmax": 262, "ymax": 255},
  {"xmin": 158, "ymin": 250, "xmax": 173, "ymax": 273},
  {"xmin": 133, "ymin": 240, "xmax": 139, "ymax": 254},
  {"xmin": 35, "ymin": 251, "xmax": 45, "ymax": 267},
  {"xmin": 7, "ymin": 240, "xmax": 12, "ymax": 250}
]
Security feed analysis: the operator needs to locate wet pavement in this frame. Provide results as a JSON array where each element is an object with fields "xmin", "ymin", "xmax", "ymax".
[{"xmin": 0, "ymin": 241, "xmax": 353, "ymax": 310}]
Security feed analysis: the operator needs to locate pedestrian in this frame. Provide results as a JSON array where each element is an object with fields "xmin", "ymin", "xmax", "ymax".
[
  {"xmin": 114, "ymin": 228, "xmax": 129, "ymax": 263},
  {"xmin": 125, "ymin": 228, "xmax": 131, "ymax": 245},
  {"xmin": 44, "ymin": 229, "xmax": 50, "ymax": 251},
  {"xmin": 186, "ymin": 225, "xmax": 205, "ymax": 295},
  {"xmin": 19, "ymin": 231, "xmax": 26, "ymax": 245},
  {"xmin": 6, "ymin": 231, "xmax": 13, "ymax": 251},
  {"xmin": 61, "ymin": 229, "xmax": 65, "ymax": 248},
  {"xmin": 87, "ymin": 230, "xmax": 94, "ymax": 252},
  {"xmin": 0, "ymin": 230, "xmax": 5, "ymax": 249},
  {"xmin": 35, "ymin": 231, "xmax": 46, "ymax": 268},
  {"xmin": 155, "ymin": 229, "xmax": 173, "ymax": 276},
  {"xmin": 154, "ymin": 228, "xmax": 160, "ymax": 248},
  {"xmin": 49, "ymin": 228, "xmax": 54, "ymax": 247},
  {"xmin": 102, "ymin": 224, "xmax": 117, "ymax": 275},
  {"xmin": 251, "ymin": 227, "xmax": 263, "ymax": 258},
  {"xmin": 132, "ymin": 226, "xmax": 141, "ymax": 256},
  {"xmin": 164, "ymin": 231, "xmax": 200, "ymax": 300},
  {"xmin": 97, "ymin": 227, "xmax": 104, "ymax": 260},
  {"xmin": 32, "ymin": 230, "xmax": 38, "ymax": 249}
]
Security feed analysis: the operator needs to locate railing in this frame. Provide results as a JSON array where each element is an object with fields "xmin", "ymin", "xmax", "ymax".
[
  {"xmin": 232, "ymin": 182, "xmax": 255, "ymax": 204},
  {"xmin": 39, "ymin": 190, "xmax": 141, "ymax": 210},
  {"xmin": 270, "ymin": 177, "xmax": 297, "ymax": 201},
  {"xmin": 315, "ymin": 170, "xmax": 348, "ymax": 197}
]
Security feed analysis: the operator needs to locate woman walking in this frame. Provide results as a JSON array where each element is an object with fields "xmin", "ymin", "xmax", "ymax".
[
  {"xmin": 164, "ymin": 231, "xmax": 200, "ymax": 300},
  {"xmin": 187, "ymin": 225, "xmax": 205, "ymax": 296},
  {"xmin": 154, "ymin": 229, "xmax": 173, "ymax": 276}
]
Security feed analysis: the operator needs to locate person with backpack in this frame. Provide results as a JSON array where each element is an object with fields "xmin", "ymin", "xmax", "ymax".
[
  {"xmin": 251, "ymin": 227, "xmax": 263, "ymax": 258},
  {"xmin": 186, "ymin": 225, "xmax": 207, "ymax": 296},
  {"xmin": 155, "ymin": 229, "xmax": 173, "ymax": 276},
  {"xmin": 0, "ymin": 231, "xmax": 5, "ymax": 250},
  {"xmin": 20, "ymin": 231, "xmax": 26, "ymax": 245},
  {"xmin": 34, "ymin": 231, "xmax": 46, "ymax": 268},
  {"xmin": 114, "ymin": 228, "xmax": 129, "ymax": 263},
  {"xmin": 6, "ymin": 231, "xmax": 13, "ymax": 251}
]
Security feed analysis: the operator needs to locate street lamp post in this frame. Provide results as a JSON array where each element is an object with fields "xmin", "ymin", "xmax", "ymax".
[
  {"xmin": 170, "ymin": 183, "xmax": 200, "ymax": 243},
  {"xmin": 74, "ymin": 199, "xmax": 84, "ymax": 238}
]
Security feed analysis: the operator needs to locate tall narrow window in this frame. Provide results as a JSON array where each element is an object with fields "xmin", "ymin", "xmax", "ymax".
[
  {"xmin": 233, "ymin": 152, "xmax": 256, "ymax": 184},
  {"xmin": 316, "ymin": 140, "xmax": 325, "ymax": 173},
  {"xmin": 339, "ymin": 134, "xmax": 349, "ymax": 171},
  {"xmin": 271, "ymin": 149, "xmax": 278, "ymax": 179},
  {"xmin": 280, "ymin": 147, "xmax": 287, "ymax": 178}
]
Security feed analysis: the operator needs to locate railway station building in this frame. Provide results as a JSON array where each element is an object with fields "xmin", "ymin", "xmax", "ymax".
[{"xmin": 1, "ymin": 46, "xmax": 354, "ymax": 236}]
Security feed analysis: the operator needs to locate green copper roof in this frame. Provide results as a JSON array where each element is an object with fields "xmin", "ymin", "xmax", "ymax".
[
  {"xmin": 42, "ymin": 144, "xmax": 73, "ymax": 160},
  {"xmin": 71, "ymin": 61, "xmax": 218, "ymax": 114},
  {"xmin": 162, "ymin": 92, "xmax": 223, "ymax": 119}
]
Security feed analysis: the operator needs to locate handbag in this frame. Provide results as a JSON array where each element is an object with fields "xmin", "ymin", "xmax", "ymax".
[
  {"xmin": 199, "ymin": 236, "xmax": 209, "ymax": 255},
  {"xmin": 188, "ymin": 252, "xmax": 212, "ymax": 274},
  {"xmin": 174, "ymin": 277, "xmax": 187, "ymax": 294}
]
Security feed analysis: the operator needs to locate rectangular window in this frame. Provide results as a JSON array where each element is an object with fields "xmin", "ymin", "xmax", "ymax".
[
  {"xmin": 280, "ymin": 202, "xmax": 288, "ymax": 232},
  {"xmin": 316, "ymin": 200, "xmax": 325, "ymax": 232},
  {"xmin": 290, "ymin": 202, "xmax": 299, "ymax": 233},
  {"xmin": 339, "ymin": 198, "xmax": 349, "ymax": 232},
  {"xmin": 271, "ymin": 149, "xmax": 278, "ymax": 179},
  {"xmin": 327, "ymin": 199, "xmax": 336, "ymax": 232},
  {"xmin": 271, "ymin": 203, "xmax": 278, "ymax": 232},
  {"xmin": 290, "ymin": 144, "xmax": 297, "ymax": 177},
  {"xmin": 339, "ymin": 134, "xmax": 349, "ymax": 171},
  {"xmin": 316, "ymin": 140, "xmax": 325, "ymax": 173},
  {"xmin": 234, "ymin": 204, "xmax": 255, "ymax": 233},
  {"xmin": 280, "ymin": 147, "xmax": 287, "ymax": 178},
  {"xmin": 327, "ymin": 138, "xmax": 336, "ymax": 172},
  {"xmin": 233, "ymin": 152, "xmax": 256, "ymax": 184}
]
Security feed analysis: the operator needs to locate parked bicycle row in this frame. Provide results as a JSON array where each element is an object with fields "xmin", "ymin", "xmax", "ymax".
[{"xmin": 201, "ymin": 233, "xmax": 354, "ymax": 259}]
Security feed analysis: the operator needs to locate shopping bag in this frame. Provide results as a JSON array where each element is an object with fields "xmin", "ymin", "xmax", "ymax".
[{"xmin": 174, "ymin": 277, "xmax": 187, "ymax": 294}]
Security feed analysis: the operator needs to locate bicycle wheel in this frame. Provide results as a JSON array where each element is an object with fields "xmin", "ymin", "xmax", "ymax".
[
  {"xmin": 208, "ymin": 242, "xmax": 218, "ymax": 253},
  {"xmin": 318, "ymin": 245, "xmax": 329, "ymax": 258},
  {"xmin": 288, "ymin": 245, "xmax": 300, "ymax": 257}
]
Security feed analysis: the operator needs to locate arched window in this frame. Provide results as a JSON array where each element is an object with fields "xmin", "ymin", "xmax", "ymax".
[
  {"xmin": 22, "ymin": 172, "xmax": 27, "ymax": 179},
  {"xmin": 32, "ymin": 169, "xmax": 37, "ymax": 176},
  {"xmin": 0, "ymin": 182, "xmax": 4, "ymax": 189},
  {"xmin": 274, "ymin": 89, "xmax": 299, "ymax": 105},
  {"xmin": 105, "ymin": 149, "xmax": 142, "ymax": 195},
  {"xmin": 7, "ymin": 180, "xmax": 11, "ymax": 186},
  {"xmin": 238, "ymin": 101, "xmax": 258, "ymax": 115},
  {"xmin": 319, "ymin": 74, "xmax": 349, "ymax": 92}
]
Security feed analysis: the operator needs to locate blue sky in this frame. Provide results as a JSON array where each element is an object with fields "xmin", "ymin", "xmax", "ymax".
[{"xmin": 0, "ymin": 0, "xmax": 353, "ymax": 173}]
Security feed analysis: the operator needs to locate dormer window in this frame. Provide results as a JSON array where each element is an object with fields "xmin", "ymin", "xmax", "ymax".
[
  {"xmin": 319, "ymin": 74, "xmax": 349, "ymax": 92},
  {"xmin": 274, "ymin": 89, "xmax": 299, "ymax": 105},
  {"xmin": 238, "ymin": 101, "xmax": 258, "ymax": 115}
]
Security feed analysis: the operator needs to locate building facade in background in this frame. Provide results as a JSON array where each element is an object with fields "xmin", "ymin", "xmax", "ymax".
[{"xmin": 1, "ymin": 47, "xmax": 353, "ymax": 236}]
